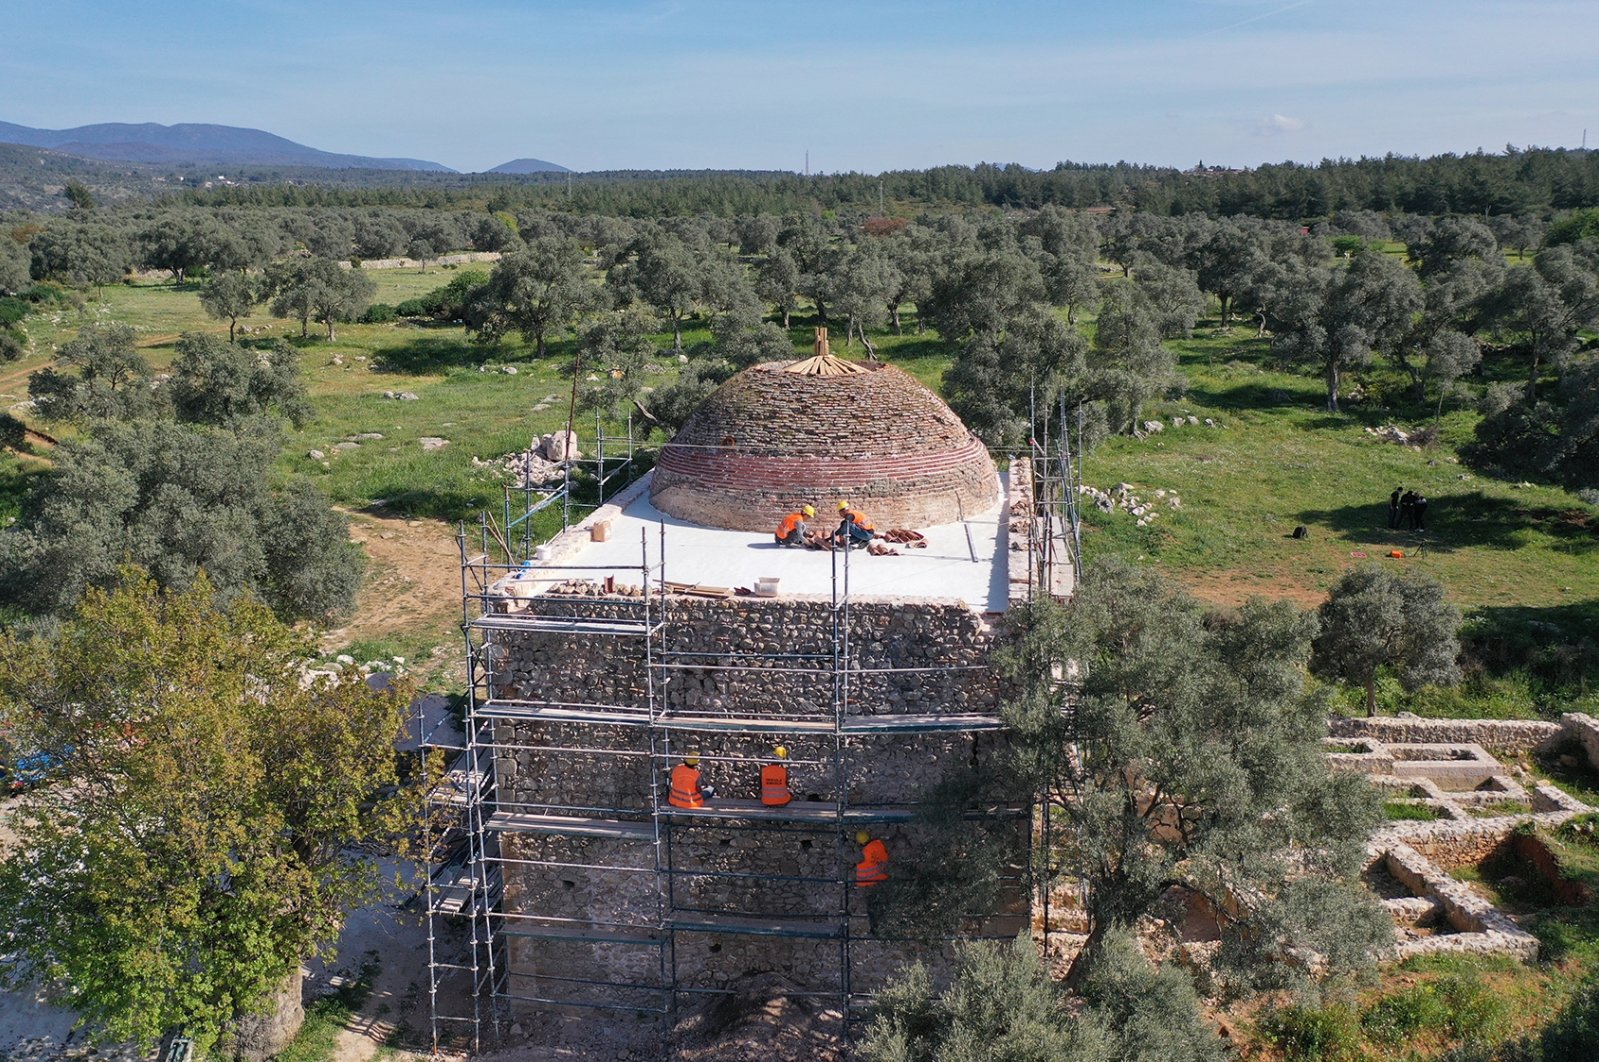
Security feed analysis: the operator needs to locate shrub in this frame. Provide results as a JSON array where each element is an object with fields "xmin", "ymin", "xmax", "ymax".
[
  {"xmin": 1362, "ymin": 983, "xmax": 1448, "ymax": 1045},
  {"xmin": 1261, "ymin": 1003, "xmax": 1362, "ymax": 1061},
  {"xmin": 0, "ymin": 296, "xmax": 28, "ymax": 326},
  {"xmin": 0, "ymin": 412, "xmax": 25, "ymax": 450},
  {"xmin": 360, "ymin": 303, "xmax": 397, "ymax": 324},
  {"xmin": 394, "ymin": 297, "xmax": 430, "ymax": 317}
]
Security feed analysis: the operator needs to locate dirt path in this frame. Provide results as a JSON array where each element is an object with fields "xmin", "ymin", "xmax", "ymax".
[{"xmin": 326, "ymin": 511, "xmax": 464, "ymax": 678}]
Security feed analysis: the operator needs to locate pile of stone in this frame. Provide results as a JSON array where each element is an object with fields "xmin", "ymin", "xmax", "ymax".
[
  {"xmin": 472, "ymin": 431, "xmax": 583, "ymax": 489},
  {"xmin": 1078, "ymin": 482, "xmax": 1182, "ymax": 528},
  {"xmin": 1366, "ymin": 424, "xmax": 1418, "ymax": 447}
]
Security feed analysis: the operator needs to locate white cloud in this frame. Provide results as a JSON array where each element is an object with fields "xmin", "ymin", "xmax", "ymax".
[{"xmin": 1255, "ymin": 113, "xmax": 1307, "ymax": 136}]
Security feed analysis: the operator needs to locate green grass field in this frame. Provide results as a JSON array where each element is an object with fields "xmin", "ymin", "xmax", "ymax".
[{"xmin": 4, "ymin": 266, "xmax": 1595, "ymax": 715}]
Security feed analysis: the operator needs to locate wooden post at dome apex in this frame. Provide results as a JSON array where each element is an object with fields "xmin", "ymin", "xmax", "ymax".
[{"xmin": 815, "ymin": 326, "xmax": 830, "ymax": 358}]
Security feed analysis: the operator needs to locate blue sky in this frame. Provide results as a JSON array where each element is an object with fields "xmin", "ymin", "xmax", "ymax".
[{"xmin": 3, "ymin": 0, "xmax": 1596, "ymax": 173}]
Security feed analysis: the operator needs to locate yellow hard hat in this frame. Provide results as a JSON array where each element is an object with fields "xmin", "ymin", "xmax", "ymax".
[
  {"xmin": 684, "ymin": 754, "xmax": 700, "ymax": 766},
  {"xmin": 802, "ymin": 505, "xmax": 815, "ymax": 518},
  {"xmin": 855, "ymin": 830, "xmax": 871, "ymax": 845},
  {"xmin": 837, "ymin": 500, "xmax": 850, "ymax": 511},
  {"xmin": 774, "ymin": 745, "xmax": 789, "ymax": 759}
]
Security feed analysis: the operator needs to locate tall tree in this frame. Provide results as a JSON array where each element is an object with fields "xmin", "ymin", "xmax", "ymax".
[
  {"xmin": 1274, "ymin": 247, "xmax": 1421, "ymax": 412},
  {"xmin": 0, "ymin": 570, "xmax": 412, "ymax": 1054},
  {"xmin": 468, "ymin": 237, "xmax": 600, "ymax": 356},
  {"xmin": 1310, "ymin": 566, "xmax": 1463, "ymax": 716},
  {"xmin": 1002, "ymin": 559, "xmax": 1387, "ymax": 986},
  {"xmin": 168, "ymin": 332, "xmax": 310, "ymax": 427},
  {"xmin": 1487, "ymin": 246, "xmax": 1599, "ymax": 400},
  {"xmin": 944, "ymin": 304, "xmax": 1087, "ymax": 447},
  {"xmin": 27, "ymin": 323, "xmax": 159, "ymax": 423},
  {"xmin": 198, "ymin": 270, "xmax": 261, "ymax": 342},
  {"xmin": 1088, "ymin": 284, "xmax": 1178, "ymax": 434}
]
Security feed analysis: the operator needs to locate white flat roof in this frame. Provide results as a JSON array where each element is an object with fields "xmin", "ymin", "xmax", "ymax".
[{"xmin": 540, "ymin": 471, "xmax": 1013, "ymax": 611}]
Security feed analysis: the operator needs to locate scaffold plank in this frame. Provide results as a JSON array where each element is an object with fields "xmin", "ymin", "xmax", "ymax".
[
  {"xmin": 666, "ymin": 913, "xmax": 844, "ymax": 939},
  {"xmin": 478, "ymin": 701, "xmax": 652, "ymax": 726},
  {"xmin": 661, "ymin": 800, "xmax": 907, "ymax": 824},
  {"xmin": 470, "ymin": 614, "xmax": 659, "ymax": 636},
  {"xmin": 499, "ymin": 923, "xmax": 663, "ymax": 946},
  {"xmin": 840, "ymin": 713, "xmax": 1005, "ymax": 733},
  {"xmin": 486, "ymin": 811, "xmax": 654, "ymax": 840},
  {"xmin": 655, "ymin": 714, "xmax": 835, "ymax": 734}
]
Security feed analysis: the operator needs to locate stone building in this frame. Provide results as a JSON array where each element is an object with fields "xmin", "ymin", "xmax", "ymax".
[{"xmin": 444, "ymin": 346, "xmax": 1072, "ymax": 1040}]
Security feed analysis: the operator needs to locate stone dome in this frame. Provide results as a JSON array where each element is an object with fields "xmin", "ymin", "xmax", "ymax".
[{"xmin": 650, "ymin": 356, "xmax": 998, "ymax": 531}]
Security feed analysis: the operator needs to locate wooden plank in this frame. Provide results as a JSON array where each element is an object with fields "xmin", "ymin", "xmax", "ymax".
[
  {"xmin": 486, "ymin": 811, "xmax": 654, "ymax": 840},
  {"xmin": 666, "ymin": 913, "xmax": 843, "ymax": 939}
]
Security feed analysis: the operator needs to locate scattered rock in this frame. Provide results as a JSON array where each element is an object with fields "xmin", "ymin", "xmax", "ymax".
[
  {"xmin": 1204, "ymin": 417, "xmax": 1216, "ymax": 427},
  {"xmin": 1142, "ymin": 420, "xmax": 1164, "ymax": 433},
  {"xmin": 419, "ymin": 437, "xmax": 450, "ymax": 451},
  {"xmin": 503, "ymin": 365, "xmax": 519, "ymax": 375},
  {"xmin": 331, "ymin": 356, "xmax": 344, "ymax": 366},
  {"xmin": 541, "ymin": 430, "xmax": 581, "ymax": 462},
  {"xmin": 678, "ymin": 354, "xmax": 689, "ymax": 364},
  {"xmin": 307, "ymin": 449, "xmax": 326, "ymax": 460},
  {"xmin": 382, "ymin": 390, "xmax": 421, "ymax": 401},
  {"xmin": 352, "ymin": 432, "xmax": 385, "ymax": 441},
  {"xmin": 332, "ymin": 441, "xmax": 360, "ymax": 452}
]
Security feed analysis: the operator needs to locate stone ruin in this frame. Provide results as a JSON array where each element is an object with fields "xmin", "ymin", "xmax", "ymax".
[{"xmin": 1329, "ymin": 713, "xmax": 1599, "ymax": 962}]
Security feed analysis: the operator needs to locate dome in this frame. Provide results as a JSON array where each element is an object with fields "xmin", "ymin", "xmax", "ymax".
[{"xmin": 650, "ymin": 354, "xmax": 999, "ymax": 532}]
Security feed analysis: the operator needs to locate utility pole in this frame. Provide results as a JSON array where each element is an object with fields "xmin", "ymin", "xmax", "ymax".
[{"xmin": 805, "ymin": 149, "xmax": 809, "ymax": 177}]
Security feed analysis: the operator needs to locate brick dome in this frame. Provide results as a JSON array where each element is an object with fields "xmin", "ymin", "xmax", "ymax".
[{"xmin": 650, "ymin": 357, "xmax": 998, "ymax": 531}]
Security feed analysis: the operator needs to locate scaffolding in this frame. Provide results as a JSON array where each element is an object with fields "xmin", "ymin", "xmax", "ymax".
[{"xmin": 421, "ymin": 415, "xmax": 1077, "ymax": 1056}]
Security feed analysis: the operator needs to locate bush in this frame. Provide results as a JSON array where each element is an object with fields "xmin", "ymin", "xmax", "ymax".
[
  {"xmin": 1362, "ymin": 983, "xmax": 1448, "ymax": 1045},
  {"xmin": 0, "ymin": 295, "xmax": 28, "ymax": 326},
  {"xmin": 0, "ymin": 328, "xmax": 22, "ymax": 362},
  {"xmin": 360, "ymin": 303, "xmax": 397, "ymax": 324},
  {"xmin": 394, "ymin": 297, "xmax": 430, "ymax": 317},
  {"xmin": 1261, "ymin": 1003, "xmax": 1362, "ymax": 1061},
  {"xmin": 0, "ymin": 412, "xmax": 25, "ymax": 450}
]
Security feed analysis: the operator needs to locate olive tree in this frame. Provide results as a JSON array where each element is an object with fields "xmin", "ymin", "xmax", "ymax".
[
  {"xmin": 1002, "ymin": 559, "xmax": 1388, "ymax": 987},
  {"xmin": 1310, "ymin": 566, "xmax": 1463, "ymax": 716}
]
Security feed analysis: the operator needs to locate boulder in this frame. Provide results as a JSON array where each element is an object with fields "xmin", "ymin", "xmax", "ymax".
[{"xmin": 541, "ymin": 430, "xmax": 581, "ymax": 462}]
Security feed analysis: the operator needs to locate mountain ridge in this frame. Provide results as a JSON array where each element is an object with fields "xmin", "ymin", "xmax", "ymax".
[
  {"xmin": 488, "ymin": 157, "xmax": 572, "ymax": 174},
  {"xmin": 0, "ymin": 120, "xmax": 456, "ymax": 172}
]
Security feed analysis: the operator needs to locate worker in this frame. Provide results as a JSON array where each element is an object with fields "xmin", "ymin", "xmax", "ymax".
[
  {"xmin": 854, "ymin": 830, "xmax": 889, "ymax": 887},
  {"xmin": 774, "ymin": 505, "xmax": 816, "ymax": 547},
  {"xmin": 834, "ymin": 501, "xmax": 876, "ymax": 549},
  {"xmin": 761, "ymin": 746, "xmax": 793, "ymax": 806},
  {"xmin": 669, "ymin": 754, "xmax": 712, "ymax": 809}
]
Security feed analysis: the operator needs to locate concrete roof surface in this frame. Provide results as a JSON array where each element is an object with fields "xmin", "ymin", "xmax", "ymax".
[{"xmin": 544, "ymin": 472, "xmax": 1012, "ymax": 611}]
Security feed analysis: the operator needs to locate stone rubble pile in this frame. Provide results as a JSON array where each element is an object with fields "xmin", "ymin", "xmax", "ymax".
[
  {"xmin": 1078, "ymin": 482, "xmax": 1182, "ymax": 528},
  {"xmin": 472, "ymin": 431, "xmax": 584, "ymax": 489},
  {"xmin": 1366, "ymin": 424, "xmax": 1419, "ymax": 447}
]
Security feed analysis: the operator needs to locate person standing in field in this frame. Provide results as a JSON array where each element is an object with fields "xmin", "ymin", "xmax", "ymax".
[{"xmin": 1388, "ymin": 486, "xmax": 1403, "ymax": 529}]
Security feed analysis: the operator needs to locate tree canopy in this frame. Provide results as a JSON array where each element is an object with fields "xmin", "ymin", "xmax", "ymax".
[
  {"xmin": 1310, "ymin": 565, "xmax": 1463, "ymax": 716},
  {"xmin": 1001, "ymin": 558, "xmax": 1388, "ymax": 988},
  {"xmin": 0, "ymin": 570, "xmax": 413, "ymax": 1052}
]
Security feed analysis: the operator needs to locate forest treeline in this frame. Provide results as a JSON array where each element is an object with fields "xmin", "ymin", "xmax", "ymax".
[{"xmin": 166, "ymin": 147, "xmax": 1599, "ymax": 220}]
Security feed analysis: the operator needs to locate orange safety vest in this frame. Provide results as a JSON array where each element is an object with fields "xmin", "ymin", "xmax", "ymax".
[
  {"xmin": 776, "ymin": 512, "xmax": 806, "ymax": 539},
  {"xmin": 668, "ymin": 763, "xmax": 705, "ymax": 809},
  {"xmin": 760, "ymin": 763, "xmax": 791, "ymax": 806},
  {"xmin": 841, "ymin": 508, "xmax": 875, "ymax": 532},
  {"xmin": 855, "ymin": 839, "xmax": 889, "ymax": 887}
]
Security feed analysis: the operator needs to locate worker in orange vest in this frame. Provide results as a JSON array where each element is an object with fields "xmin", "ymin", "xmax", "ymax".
[
  {"xmin": 774, "ymin": 505, "xmax": 815, "ymax": 547},
  {"xmin": 669, "ymin": 754, "xmax": 712, "ymax": 808},
  {"xmin": 834, "ymin": 501, "xmax": 876, "ymax": 549},
  {"xmin": 855, "ymin": 830, "xmax": 889, "ymax": 887},
  {"xmin": 760, "ymin": 746, "xmax": 793, "ymax": 806}
]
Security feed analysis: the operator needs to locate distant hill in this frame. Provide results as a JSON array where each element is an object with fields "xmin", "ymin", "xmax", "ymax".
[
  {"xmin": 487, "ymin": 158, "xmax": 571, "ymax": 174},
  {"xmin": 0, "ymin": 121, "xmax": 454, "ymax": 172}
]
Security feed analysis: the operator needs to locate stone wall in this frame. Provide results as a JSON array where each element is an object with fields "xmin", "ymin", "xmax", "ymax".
[
  {"xmin": 1328, "ymin": 715, "xmax": 1564, "ymax": 754},
  {"xmin": 489, "ymin": 594, "xmax": 1003, "ymax": 718},
  {"xmin": 489, "ymin": 591, "xmax": 1029, "ymax": 1009}
]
